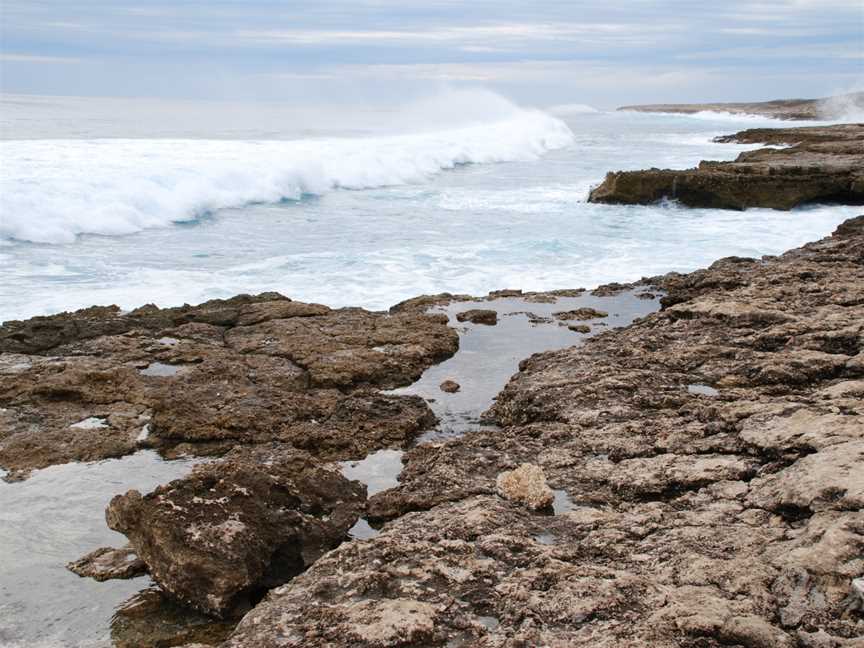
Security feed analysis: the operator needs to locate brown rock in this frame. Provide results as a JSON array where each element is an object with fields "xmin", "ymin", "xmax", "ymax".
[
  {"xmin": 0, "ymin": 294, "xmax": 458, "ymax": 478},
  {"xmin": 66, "ymin": 545, "xmax": 147, "ymax": 581},
  {"xmin": 554, "ymin": 307, "xmax": 608, "ymax": 321},
  {"xmin": 455, "ymin": 309, "xmax": 498, "ymax": 325},
  {"xmin": 439, "ymin": 379, "xmax": 461, "ymax": 393},
  {"xmin": 496, "ymin": 463, "xmax": 554, "ymax": 510},
  {"xmin": 106, "ymin": 444, "xmax": 365, "ymax": 617},
  {"xmin": 588, "ymin": 124, "xmax": 864, "ymax": 210}
]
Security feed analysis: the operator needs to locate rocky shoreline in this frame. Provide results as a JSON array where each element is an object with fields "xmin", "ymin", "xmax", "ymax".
[
  {"xmin": 1, "ymin": 128, "xmax": 863, "ymax": 646},
  {"xmin": 618, "ymin": 93, "xmax": 864, "ymax": 121},
  {"xmin": 589, "ymin": 123, "xmax": 864, "ymax": 210}
]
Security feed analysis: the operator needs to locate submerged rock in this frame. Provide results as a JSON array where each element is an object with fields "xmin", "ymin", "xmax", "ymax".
[
  {"xmin": 554, "ymin": 307, "xmax": 608, "ymax": 321},
  {"xmin": 111, "ymin": 588, "xmax": 236, "ymax": 648},
  {"xmin": 106, "ymin": 444, "xmax": 365, "ymax": 617}
]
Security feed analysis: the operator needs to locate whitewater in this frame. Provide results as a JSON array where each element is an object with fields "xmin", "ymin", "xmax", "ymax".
[{"xmin": 0, "ymin": 89, "xmax": 859, "ymax": 322}]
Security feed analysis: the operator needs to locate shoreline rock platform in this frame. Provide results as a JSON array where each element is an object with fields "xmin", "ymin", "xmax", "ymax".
[
  {"xmin": 0, "ymin": 294, "xmax": 458, "ymax": 481},
  {"xmin": 589, "ymin": 123, "xmax": 864, "ymax": 210},
  {"xmin": 618, "ymin": 92, "xmax": 864, "ymax": 121},
  {"xmin": 224, "ymin": 215, "xmax": 864, "ymax": 647}
]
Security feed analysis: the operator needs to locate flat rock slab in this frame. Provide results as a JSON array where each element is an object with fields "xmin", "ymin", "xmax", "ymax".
[
  {"xmin": 0, "ymin": 294, "xmax": 458, "ymax": 479},
  {"xmin": 66, "ymin": 545, "xmax": 147, "ymax": 581},
  {"xmin": 588, "ymin": 123, "xmax": 864, "ymax": 209}
]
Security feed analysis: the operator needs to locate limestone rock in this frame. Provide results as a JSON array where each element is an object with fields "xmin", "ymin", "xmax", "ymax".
[
  {"xmin": 496, "ymin": 463, "xmax": 554, "ymax": 510},
  {"xmin": 106, "ymin": 444, "xmax": 365, "ymax": 617},
  {"xmin": 455, "ymin": 309, "xmax": 498, "ymax": 325},
  {"xmin": 588, "ymin": 124, "xmax": 864, "ymax": 210},
  {"xmin": 0, "ymin": 293, "xmax": 458, "ymax": 478},
  {"xmin": 66, "ymin": 545, "xmax": 147, "ymax": 581},
  {"xmin": 439, "ymin": 379, "xmax": 460, "ymax": 393}
]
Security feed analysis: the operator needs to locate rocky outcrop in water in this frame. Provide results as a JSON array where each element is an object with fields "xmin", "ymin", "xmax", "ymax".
[
  {"xmin": 0, "ymin": 294, "xmax": 458, "ymax": 480},
  {"xmin": 106, "ymin": 443, "xmax": 365, "ymax": 617},
  {"xmin": 220, "ymin": 216, "xmax": 864, "ymax": 646},
  {"xmin": 588, "ymin": 123, "xmax": 864, "ymax": 209},
  {"xmin": 66, "ymin": 545, "xmax": 147, "ymax": 581}
]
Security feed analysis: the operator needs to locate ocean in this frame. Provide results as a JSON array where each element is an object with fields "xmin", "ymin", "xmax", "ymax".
[{"xmin": 0, "ymin": 88, "xmax": 858, "ymax": 323}]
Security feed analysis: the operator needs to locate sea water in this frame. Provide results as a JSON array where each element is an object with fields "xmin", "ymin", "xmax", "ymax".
[{"xmin": 0, "ymin": 89, "xmax": 858, "ymax": 322}]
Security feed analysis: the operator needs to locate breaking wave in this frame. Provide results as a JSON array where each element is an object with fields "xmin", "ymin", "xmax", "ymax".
[{"xmin": 0, "ymin": 93, "xmax": 574, "ymax": 244}]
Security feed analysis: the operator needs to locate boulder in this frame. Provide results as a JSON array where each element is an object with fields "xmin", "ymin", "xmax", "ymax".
[
  {"xmin": 106, "ymin": 444, "xmax": 365, "ymax": 617},
  {"xmin": 496, "ymin": 463, "xmax": 554, "ymax": 510}
]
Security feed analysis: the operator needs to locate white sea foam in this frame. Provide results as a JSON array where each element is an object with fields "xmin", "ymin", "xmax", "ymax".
[
  {"xmin": 0, "ymin": 100, "xmax": 573, "ymax": 244},
  {"xmin": 548, "ymin": 103, "xmax": 601, "ymax": 116},
  {"xmin": 656, "ymin": 110, "xmax": 789, "ymax": 125}
]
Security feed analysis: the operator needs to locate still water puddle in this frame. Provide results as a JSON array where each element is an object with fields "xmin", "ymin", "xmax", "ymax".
[
  {"xmin": 390, "ymin": 289, "xmax": 659, "ymax": 443},
  {"xmin": 0, "ymin": 451, "xmax": 200, "ymax": 647},
  {"xmin": 339, "ymin": 449, "xmax": 404, "ymax": 541},
  {"xmin": 687, "ymin": 383, "xmax": 720, "ymax": 397},
  {"xmin": 139, "ymin": 362, "xmax": 188, "ymax": 377}
]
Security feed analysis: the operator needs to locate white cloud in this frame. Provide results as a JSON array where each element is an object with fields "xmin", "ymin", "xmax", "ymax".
[
  {"xmin": 233, "ymin": 22, "xmax": 677, "ymax": 47},
  {"xmin": 0, "ymin": 53, "xmax": 82, "ymax": 64}
]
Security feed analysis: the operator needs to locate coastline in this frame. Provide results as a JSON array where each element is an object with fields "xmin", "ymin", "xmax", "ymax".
[
  {"xmin": 618, "ymin": 92, "xmax": 864, "ymax": 121},
  {"xmin": 588, "ymin": 123, "xmax": 864, "ymax": 209},
  {"xmin": 1, "ymin": 123, "xmax": 863, "ymax": 646}
]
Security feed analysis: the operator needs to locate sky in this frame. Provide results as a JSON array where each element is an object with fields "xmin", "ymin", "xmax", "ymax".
[{"xmin": 0, "ymin": 0, "xmax": 862, "ymax": 108}]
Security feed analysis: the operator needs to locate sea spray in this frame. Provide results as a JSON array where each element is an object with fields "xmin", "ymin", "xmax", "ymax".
[{"xmin": 0, "ymin": 93, "xmax": 574, "ymax": 244}]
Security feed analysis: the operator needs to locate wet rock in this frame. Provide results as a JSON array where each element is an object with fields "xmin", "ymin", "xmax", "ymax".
[
  {"xmin": 568, "ymin": 324, "xmax": 591, "ymax": 333},
  {"xmin": 0, "ymin": 294, "xmax": 458, "ymax": 478},
  {"xmin": 589, "ymin": 124, "xmax": 864, "ymax": 209},
  {"xmin": 496, "ymin": 463, "xmax": 554, "ymax": 510},
  {"xmin": 279, "ymin": 216, "xmax": 864, "ymax": 647},
  {"xmin": 455, "ymin": 309, "xmax": 498, "ymax": 325},
  {"xmin": 439, "ymin": 379, "xmax": 460, "ymax": 393},
  {"xmin": 111, "ymin": 588, "xmax": 236, "ymax": 648},
  {"xmin": 66, "ymin": 545, "xmax": 147, "ymax": 581},
  {"xmin": 106, "ymin": 444, "xmax": 365, "ymax": 617},
  {"xmin": 553, "ymin": 307, "xmax": 608, "ymax": 321}
]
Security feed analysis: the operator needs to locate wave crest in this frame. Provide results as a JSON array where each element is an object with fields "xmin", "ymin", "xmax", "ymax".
[{"xmin": 0, "ymin": 94, "xmax": 574, "ymax": 244}]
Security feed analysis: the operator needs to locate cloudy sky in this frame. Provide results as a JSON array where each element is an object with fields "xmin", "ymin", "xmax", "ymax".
[{"xmin": 1, "ymin": 0, "xmax": 862, "ymax": 107}]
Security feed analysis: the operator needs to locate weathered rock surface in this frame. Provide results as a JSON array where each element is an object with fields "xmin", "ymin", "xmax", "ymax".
[
  {"xmin": 66, "ymin": 545, "xmax": 147, "ymax": 581},
  {"xmin": 106, "ymin": 444, "xmax": 366, "ymax": 617},
  {"xmin": 0, "ymin": 294, "xmax": 458, "ymax": 479},
  {"xmin": 439, "ymin": 379, "xmax": 461, "ymax": 393},
  {"xmin": 618, "ymin": 92, "xmax": 864, "ymax": 121},
  {"xmin": 455, "ymin": 309, "xmax": 498, "ymax": 325},
  {"xmin": 588, "ymin": 123, "xmax": 864, "ymax": 209},
  {"xmin": 111, "ymin": 588, "xmax": 236, "ymax": 648},
  {"xmin": 553, "ymin": 307, "xmax": 608, "ymax": 321},
  {"xmin": 221, "ymin": 217, "xmax": 864, "ymax": 646},
  {"xmin": 495, "ymin": 463, "xmax": 554, "ymax": 510}
]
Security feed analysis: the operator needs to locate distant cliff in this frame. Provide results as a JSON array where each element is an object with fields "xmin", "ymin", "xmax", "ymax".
[{"xmin": 618, "ymin": 92, "xmax": 864, "ymax": 121}]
